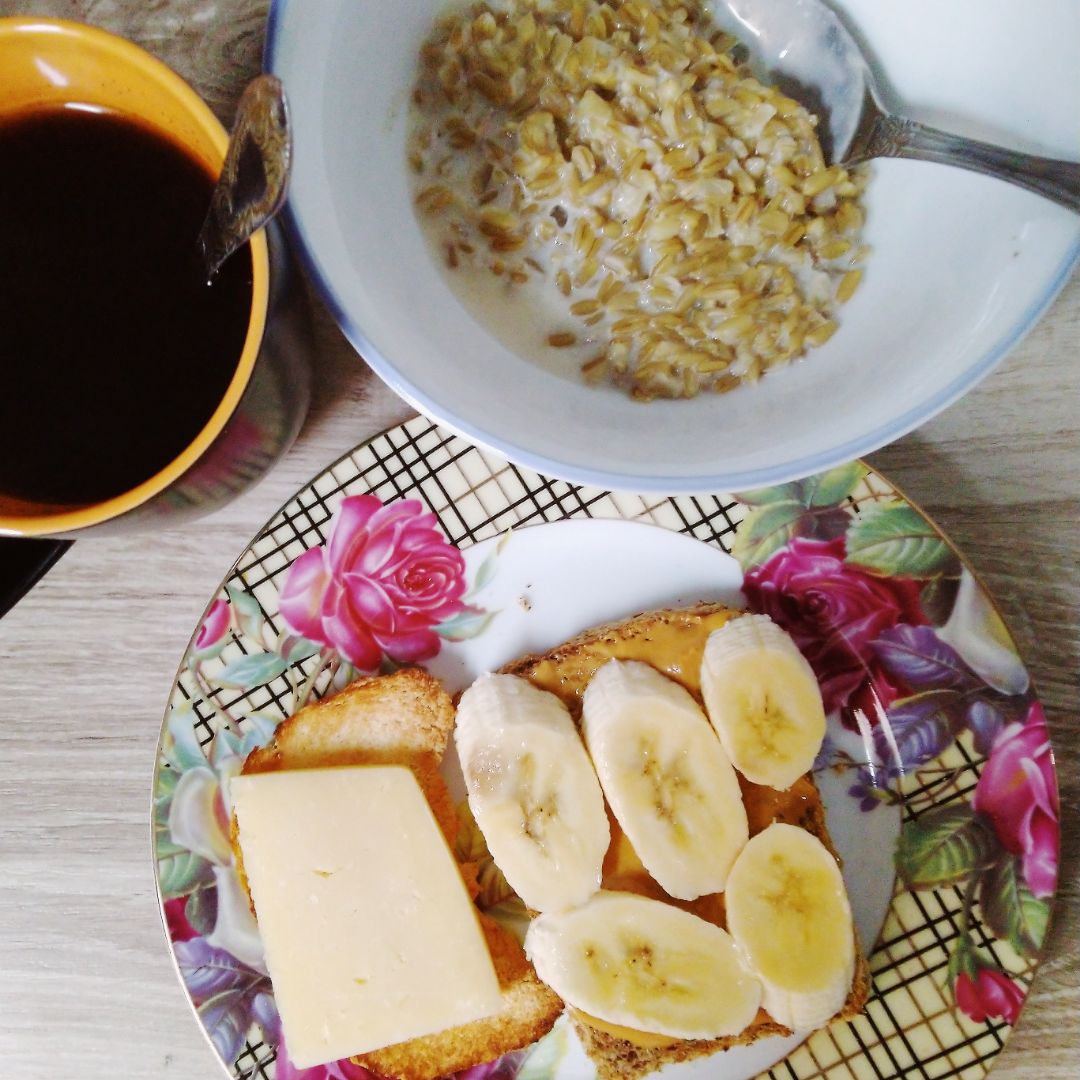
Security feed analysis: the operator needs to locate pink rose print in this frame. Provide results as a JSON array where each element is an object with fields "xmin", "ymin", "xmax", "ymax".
[
  {"xmin": 163, "ymin": 897, "xmax": 198, "ymax": 943},
  {"xmin": 273, "ymin": 1041, "xmax": 524, "ymax": 1080},
  {"xmin": 954, "ymin": 967, "xmax": 1024, "ymax": 1025},
  {"xmin": 274, "ymin": 1042, "xmax": 377, "ymax": 1080},
  {"xmin": 191, "ymin": 598, "xmax": 231, "ymax": 657},
  {"xmin": 454, "ymin": 1053, "xmax": 527, "ymax": 1080},
  {"xmin": 973, "ymin": 702, "xmax": 1059, "ymax": 899},
  {"xmin": 742, "ymin": 536, "xmax": 926, "ymax": 719},
  {"xmin": 279, "ymin": 496, "xmax": 467, "ymax": 670}
]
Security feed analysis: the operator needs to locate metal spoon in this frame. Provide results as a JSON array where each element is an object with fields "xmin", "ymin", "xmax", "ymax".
[
  {"xmin": 714, "ymin": 0, "xmax": 1080, "ymax": 213},
  {"xmin": 197, "ymin": 74, "xmax": 292, "ymax": 281}
]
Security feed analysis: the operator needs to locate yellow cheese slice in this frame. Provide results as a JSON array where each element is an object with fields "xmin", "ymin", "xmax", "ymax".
[{"xmin": 230, "ymin": 764, "xmax": 502, "ymax": 1068}]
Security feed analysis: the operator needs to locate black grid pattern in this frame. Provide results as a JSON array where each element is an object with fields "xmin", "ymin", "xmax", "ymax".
[
  {"xmin": 234, "ymin": 1038, "xmax": 274, "ymax": 1080},
  {"xmin": 159, "ymin": 417, "xmax": 1034, "ymax": 1080}
]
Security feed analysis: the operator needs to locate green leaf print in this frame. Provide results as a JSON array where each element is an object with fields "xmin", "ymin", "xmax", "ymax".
[
  {"xmin": 730, "ymin": 500, "xmax": 804, "ymax": 569},
  {"xmin": 214, "ymin": 651, "xmax": 288, "ymax": 690},
  {"xmin": 225, "ymin": 583, "xmax": 263, "ymax": 640},
  {"xmin": 800, "ymin": 461, "xmax": 867, "ymax": 507},
  {"xmin": 184, "ymin": 884, "xmax": 218, "ymax": 937},
  {"xmin": 435, "ymin": 606, "xmax": 498, "ymax": 641},
  {"xmin": 895, "ymin": 804, "xmax": 999, "ymax": 888},
  {"xmin": 846, "ymin": 502, "xmax": 953, "ymax": 577},
  {"xmin": 158, "ymin": 849, "xmax": 215, "ymax": 899},
  {"xmin": 979, "ymin": 854, "xmax": 1050, "ymax": 958},
  {"xmin": 280, "ymin": 634, "xmax": 322, "ymax": 665},
  {"xmin": 164, "ymin": 710, "xmax": 209, "ymax": 773},
  {"xmin": 732, "ymin": 482, "xmax": 805, "ymax": 507}
]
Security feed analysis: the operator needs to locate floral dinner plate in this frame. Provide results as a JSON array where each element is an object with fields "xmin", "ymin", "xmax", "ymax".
[{"xmin": 153, "ymin": 416, "xmax": 1060, "ymax": 1080}]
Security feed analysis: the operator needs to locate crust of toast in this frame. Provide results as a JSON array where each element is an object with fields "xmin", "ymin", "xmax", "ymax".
[
  {"xmin": 571, "ymin": 948, "xmax": 870, "ymax": 1080},
  {"xmin": 500, "ymin": 600, "xmax": 737, "ymax": 706},
  {"xmin": 234, "ymin": 667, "xmax": 562, "ymax": 1080},
  {"xmin": 355, "ymin": 914, "xmax": 562, "ymax": 1080},
  {"xmin": 500, "ymin": 602, "xmax": 871, "ymax": 1080},
  {"xmin": 242, "ymin": 666, "xmax": 454, "ymax": 768}
]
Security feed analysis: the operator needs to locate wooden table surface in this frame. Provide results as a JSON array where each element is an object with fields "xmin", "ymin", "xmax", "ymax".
[{"xmin": 1, "ymin": 3, "xmax": 1076, "ymax": 1079}]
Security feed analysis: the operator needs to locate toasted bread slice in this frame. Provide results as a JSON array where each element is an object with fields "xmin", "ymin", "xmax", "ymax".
[
  {"xmin": 501, "ymin": 601, "xmax": 870, "ymax": 1080},
  {"xmin": 241, "ymin": 667, "xmax": 459, "ymax": 844},
  {"xmin": 236, "ymin": 667, "xmax": 563, "ymax": 1080}
]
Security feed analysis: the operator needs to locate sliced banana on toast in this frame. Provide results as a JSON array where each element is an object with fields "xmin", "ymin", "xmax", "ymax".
[
  {"xmin": 454, "ymin": 673, "xmax": 609, "ymax": 913},
  {"xmin": 524, "ymin": 891, "xmax": 762, "ymax": 1039},
  {"xmin": 581, "ymin": 659, "xmax": 748, "ymax": 900},
  {"xmin": 700, "ymin": 614, "xmax": 826, "ymax": 790},
  {"xmin": 725, "ymin": 822, "xmax": 855, "ymax": 1031}
]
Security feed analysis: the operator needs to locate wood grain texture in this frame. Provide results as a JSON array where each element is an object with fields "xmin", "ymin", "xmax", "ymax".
[{"xmin": 0, "ymin": 2, "xmax": 1076, "ymax": 1078}]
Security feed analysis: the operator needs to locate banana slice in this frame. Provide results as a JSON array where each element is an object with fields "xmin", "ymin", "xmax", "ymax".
[
  {"xmin": 581, "ymin": 659, "xmax": 748, "ymax": 900},
  {"xmin": 454, "ymin": 672, "xmax": 609, "ymax": 913},
  {"xmin": 700, "ymin": 614, "xmax": 826, "ymax": 790},
  {"xmin": 525, "ymin": 891, "xmax": 762, "ymax": 1039},
  {"xmin": 724, "ymin": 823, "xmax": 855, "ymax": 1031}
]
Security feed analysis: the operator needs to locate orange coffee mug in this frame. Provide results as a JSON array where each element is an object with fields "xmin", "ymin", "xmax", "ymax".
[{"xmin": 0, "ymin": 18, "xmax": 311, "ymax": 539}]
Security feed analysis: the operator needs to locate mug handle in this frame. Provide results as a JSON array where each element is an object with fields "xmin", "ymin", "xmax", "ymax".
[{"xmin": 0, "ymin": 537, "xmax": 72, "ymax": 619}]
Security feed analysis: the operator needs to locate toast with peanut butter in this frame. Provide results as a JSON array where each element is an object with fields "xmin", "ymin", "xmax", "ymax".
[
  {"xmin": 234, "ymin": 667, "xmax": 563, "ymax": 1080},
  {"xmin": 500, "ymin": 601, "xmax": 870, "ymax": 1080}
]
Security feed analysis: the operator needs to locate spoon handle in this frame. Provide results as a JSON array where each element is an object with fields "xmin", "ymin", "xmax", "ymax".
[
  {"xmin": 853, "ymin": 112, "xmax": 1080, "ymax": 213},
  {"xmin": 198, "ymin": 75, "xmax": 292, "ymax": 280}
]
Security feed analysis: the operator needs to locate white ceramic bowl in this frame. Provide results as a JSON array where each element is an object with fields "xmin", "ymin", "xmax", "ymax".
[{"xmin": 267, "ymin": 0, "xmax": 1080, "ymax": 493}]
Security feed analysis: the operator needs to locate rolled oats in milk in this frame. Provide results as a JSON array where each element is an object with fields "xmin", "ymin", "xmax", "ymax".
[{"xmin": 409, "ymin": 0, "xmax": 868, "ymax": 400}]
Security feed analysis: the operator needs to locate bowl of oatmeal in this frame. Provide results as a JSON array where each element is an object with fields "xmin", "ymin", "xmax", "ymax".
[{"xmin": 267, "ymin": 0, "xmax": 1080, "ymax": 492}]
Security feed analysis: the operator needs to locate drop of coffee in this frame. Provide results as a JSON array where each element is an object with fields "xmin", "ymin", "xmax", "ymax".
[{"xmin": 0, "ymin": 106, "xmax": 254, "ymax": 507}]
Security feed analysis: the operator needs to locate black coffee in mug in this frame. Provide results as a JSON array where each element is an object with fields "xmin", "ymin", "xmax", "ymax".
[{"xmin": 0, "ymin": 106, "xmax": 253, "ymax": 506}]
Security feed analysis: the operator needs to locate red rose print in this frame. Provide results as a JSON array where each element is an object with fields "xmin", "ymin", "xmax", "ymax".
[
  {"xmin": 743, "ymin": 536, "xmax": 926, "ymax": 721},
  {"xmin": 954, "ymin": 967, "xmax": 1023, "ymax": 1025}
]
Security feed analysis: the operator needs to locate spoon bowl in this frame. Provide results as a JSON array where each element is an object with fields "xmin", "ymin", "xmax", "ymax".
[
  {"xmin": 714, "ymin": 0, "xmax": 867, "ymax": 165},
  {"xmin": 714, "ymin": 0, "xmax": 1080, "ymax": 211},
  {"xmin": 198, "ymin": 74, "xmax": 292, "ymax": 281}
]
